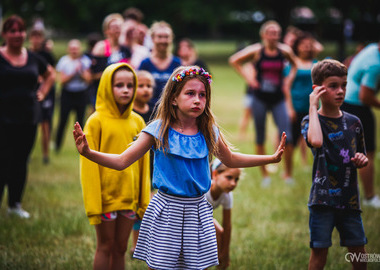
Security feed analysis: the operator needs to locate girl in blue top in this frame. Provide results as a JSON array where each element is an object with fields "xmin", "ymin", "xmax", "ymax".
[{"xmin": 74, "ymin": 66, "xmax": 286, "ymax": 270}]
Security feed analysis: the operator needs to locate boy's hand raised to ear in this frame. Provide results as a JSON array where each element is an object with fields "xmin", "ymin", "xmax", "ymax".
[
  {"xmin": 310, "ymin": 85, "xmax": 326, "ymax": 109},
  {"xmin": 73, "ymin": 122, "xmax": 90, "ymax": 156}
]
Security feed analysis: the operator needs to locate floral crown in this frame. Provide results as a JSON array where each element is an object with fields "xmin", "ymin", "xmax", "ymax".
[{"xmin": 172, "ymin": 67, "xmax": 212, "ymax": 84}]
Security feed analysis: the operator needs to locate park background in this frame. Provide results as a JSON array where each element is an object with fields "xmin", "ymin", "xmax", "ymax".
[{"xmin": 1, "ymin": 1, "xmax": 380, "ymax": 269}]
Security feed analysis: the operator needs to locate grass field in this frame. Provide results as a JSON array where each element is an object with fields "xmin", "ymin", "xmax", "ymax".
[{"xmin": 1, "ymin": 40, "xmax": 379, "ymax": 270}]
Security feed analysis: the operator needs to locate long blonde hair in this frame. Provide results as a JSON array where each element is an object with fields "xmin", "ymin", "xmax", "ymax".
[{"xmin": 153, "ymin": 66, "xmax": 228, "ymax": 157}]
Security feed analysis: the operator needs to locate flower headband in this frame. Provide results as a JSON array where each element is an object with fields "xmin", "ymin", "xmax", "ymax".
[{"xmin": 172, "ymin": 67, "xmax": 212, "ymax": 84}]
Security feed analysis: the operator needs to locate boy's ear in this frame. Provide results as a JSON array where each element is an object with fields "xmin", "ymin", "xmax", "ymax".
[
  {"xmin": 312, "ymin": 84, "xmax": 318, "ymax": 90},
  {"xmin": 212, "ymin": 170, "xmax": 218, "ymax": 179}
]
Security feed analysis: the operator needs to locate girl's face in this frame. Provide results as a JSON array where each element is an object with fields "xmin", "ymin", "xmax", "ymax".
[
  {"xmin": 263, "ymin": 25, "xmax": 281, "ymax": 45},
  {"xmin": 213, "ymin": 168, "xmax": 241, "ymax": 193},
  {"xmin": 152, "ymin": 26, "xmax": 172, "ymax": 52},
  {"xmin": 297, "ymin": 38, "xmax": 313, "ymax": 59},
  {"xmin": 177, "ymin": 41, "xmax": 192, "ymax": 59},
  {"xmin": 112, "ymin": 69, "xmax": 134, "ymax": 112},
  {"xmin": 136, "ymin": 76, "xmax": 153, "ymax": 104},
  {"xmin": 2, "ymin": 22, "xmax": 26, "ymax": 48},
  {"xmin": 172, "ymin": 78, "xmax": 207, "ymax": 119}
]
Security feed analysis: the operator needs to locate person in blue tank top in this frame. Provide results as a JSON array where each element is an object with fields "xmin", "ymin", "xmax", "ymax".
[
  {"xmin": 284, "ymin": 32, "xmax": 321, "ymax": 178},
  {"xmin": 341, "ymin": 42, "xmax": 380, "ymax": 209},
  {"xmin": 74, "ymin": 66, "xmax": 286, "ymax": 270},
  {"xmin": 138, "ymin": 21, "xmax": 181, "ymax": 106}
]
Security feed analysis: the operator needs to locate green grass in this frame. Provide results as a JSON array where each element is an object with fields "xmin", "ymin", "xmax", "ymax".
[{"xmin": 1, "ymin": 40, "xmax": 379, "ymax": 270}]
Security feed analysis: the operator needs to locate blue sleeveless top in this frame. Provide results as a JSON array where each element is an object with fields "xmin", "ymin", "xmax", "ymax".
[
  {"xmin": 143, "ymin": 120, "xmax": 218, "ymax": 197},
  {"xmin": 284, "ymin": 60, "xmax": 317, "ymax": 113}
]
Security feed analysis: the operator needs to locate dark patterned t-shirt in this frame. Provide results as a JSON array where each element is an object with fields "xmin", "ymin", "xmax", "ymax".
[{"xmin": 301, "ymin": 111, "xmax": 366, "ymax": 211}]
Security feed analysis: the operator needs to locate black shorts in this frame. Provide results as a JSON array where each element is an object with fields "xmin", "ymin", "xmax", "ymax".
[
  {"xmin": 291, "ymin": 112, "xmax": 308, "ymax": 146},
  {"xmin": 39, "ymin": 87, "xmax": 55, "ymax": 122},
  {"xmin": 341, "ymin": 102, "xmax": 376, "ymax": 152}
]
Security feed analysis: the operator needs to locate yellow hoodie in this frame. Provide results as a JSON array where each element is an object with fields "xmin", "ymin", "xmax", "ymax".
[{"xmin": 80, "ymin": 63, "xmax": 150, "ymax": 225}]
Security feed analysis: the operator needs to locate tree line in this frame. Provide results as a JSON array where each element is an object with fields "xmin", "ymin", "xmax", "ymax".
[{"xmin": 2, "ymin": 0, "xmax": 379, "ymax": 43}]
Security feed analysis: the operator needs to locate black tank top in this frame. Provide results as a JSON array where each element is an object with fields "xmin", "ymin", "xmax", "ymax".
[{"xmin": 254, "ymin": 48, "xmax": 285, "ymax": 104}]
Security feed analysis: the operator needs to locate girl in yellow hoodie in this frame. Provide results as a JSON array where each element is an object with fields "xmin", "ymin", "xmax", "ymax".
[{"xmin": 80, "ymin": 63, "xmax": 150, "ymax": 270}]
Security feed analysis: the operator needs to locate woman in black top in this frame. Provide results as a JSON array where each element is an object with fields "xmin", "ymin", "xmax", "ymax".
[
  {"xmin": 229, "ymin": 20, "xmax": 297, "ymax": 186},
  {"xmin": 0, "ymin": 15, "xmax": 55, "ymax": 218}
]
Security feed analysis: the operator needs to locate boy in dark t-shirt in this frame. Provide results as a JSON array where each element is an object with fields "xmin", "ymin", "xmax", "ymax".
[{"xmin": 301, "ymin": 59, "xmax": 368, "ymax": 270}]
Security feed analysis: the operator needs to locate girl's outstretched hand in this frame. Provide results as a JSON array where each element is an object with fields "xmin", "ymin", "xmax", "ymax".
[
  {"xmin": 73, "ymin": 122, "xmax": 89, "ymax": 156},
  {"xmin": 273, "ymin": 132, "xmax": 286, "ymax": 163}
]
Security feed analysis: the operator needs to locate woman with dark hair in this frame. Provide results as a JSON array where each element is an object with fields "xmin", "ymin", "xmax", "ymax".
[
  {"xmin": 284, "ymin": 32, "xmax": 322, "ymax": 175},
  {"xmin": 0, "ymin": 15, "xmax": 55, "ymax": 218}
]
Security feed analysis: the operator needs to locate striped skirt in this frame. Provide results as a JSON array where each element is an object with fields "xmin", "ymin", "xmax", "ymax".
[{"xmin": 133, "ymin": 191, "xmax": 219, "ymax": 270}]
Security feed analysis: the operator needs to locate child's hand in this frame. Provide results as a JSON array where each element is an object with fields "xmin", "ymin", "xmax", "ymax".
[
  {"xmin": 351, "ymin": 152, "xmax": 368, "ymax": 168},
  {"xmin": 272, "ymin": 132, "xmax": 286, "ymax": 163},
  {"xmin": 73, "ymin": 122, "xmax": 90, "ymax": 156},
  {"xmin": 249, "ymin": 78, "xmax": 260, "ymax": 89},
  {"xmin": 310, "ymin": 85, "xmax": 326, "ymax": 109}
]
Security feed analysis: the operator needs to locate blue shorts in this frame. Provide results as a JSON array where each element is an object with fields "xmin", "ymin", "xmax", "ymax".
[{"xmin": 309, "ymin": 206, "xmax": 367, "ymax": 248}]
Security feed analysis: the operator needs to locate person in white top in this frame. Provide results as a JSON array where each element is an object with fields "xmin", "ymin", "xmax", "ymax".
[{"xmin": 206, "ymin": 159, "xmax": 242, "ymax": 270}]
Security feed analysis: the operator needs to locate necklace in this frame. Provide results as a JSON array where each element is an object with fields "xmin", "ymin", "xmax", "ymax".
[{"xmin": 178, "ymin": 122, "xmax": 184, "ymax": 133}]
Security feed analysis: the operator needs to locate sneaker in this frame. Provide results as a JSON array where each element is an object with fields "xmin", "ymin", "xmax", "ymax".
[
  {"xmin": 362, "ymin": 195, "xmax": 380, "ymax": 209},
  {"xmin": 43, "ymin": 156, "xmax": 50, "ymax": 165},
  {"xmin": 284, "ymin": 177, "xmax": 295, "ymax": 185},
  {"xmin": 7, "ymin": 205, "xmax": 30, "ymax": 219},
  {"xmin": 261, "ymin": 176, "xmax": 271, "ymax": 188},
  {"xmin": 266, "ymin": 164, "xmax": 278, "ymax": 173}
]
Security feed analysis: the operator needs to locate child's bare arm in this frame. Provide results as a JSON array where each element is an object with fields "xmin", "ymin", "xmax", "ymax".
[
  {"xmin": 307, "ymin": 85, "xmax": 325, "ymax": 148},
  {"xmin": 219, "ymin": 209, "xmax": 232, "ymax": 269},
  {"xmin": 73, "ymin": 122, "xmax": 154, "ymax": 170},
  {"xmin": 351, "ymin": 152, "xmax": 368, "ymax": 168},
  {"xmin": 217, "ymin": 132, "xmax": 286, "ymax": 168}
]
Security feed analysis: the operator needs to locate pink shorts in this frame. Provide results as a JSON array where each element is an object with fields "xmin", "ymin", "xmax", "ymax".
[{"xmin": 101, "ymin": 210, "xmax": 136, "ymax": 221}]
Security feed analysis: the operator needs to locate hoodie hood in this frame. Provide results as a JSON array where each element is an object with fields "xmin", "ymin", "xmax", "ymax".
[{"xmin": 95, "ymin": 63, "xmax": 138, "ymax": 119}]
